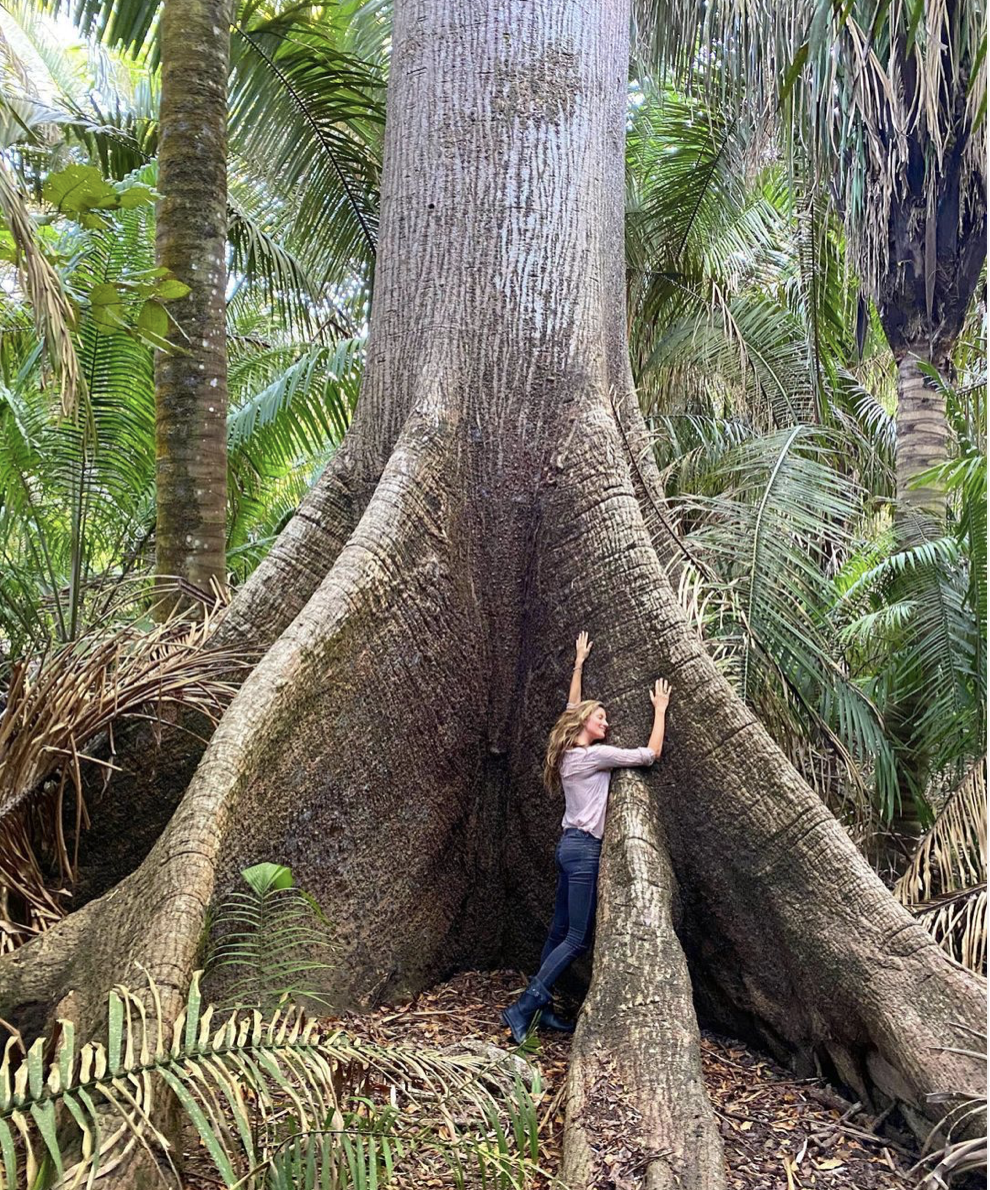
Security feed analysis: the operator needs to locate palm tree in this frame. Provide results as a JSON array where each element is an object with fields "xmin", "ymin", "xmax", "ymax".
[
  {"xmin": 153, "ymin": 0, "xmax": 234, "ymax": 607},
  {"xmin": 0, "ymin": 179, "xmax": 363, "ymax": 654},
  {"xmin": 647, "ymin": 0, "xmax": 986, "ymax": 517},
  {"xmin": 0, "ymin": 1, "xmax": 383, "ymax": 646}
]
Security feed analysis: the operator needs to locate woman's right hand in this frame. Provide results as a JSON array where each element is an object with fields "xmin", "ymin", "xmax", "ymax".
[{"xmin": 650, "ymin": 678, "xmax": 671, "ymax": 711}]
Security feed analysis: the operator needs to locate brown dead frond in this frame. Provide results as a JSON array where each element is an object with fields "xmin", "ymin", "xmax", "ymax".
[
  {"xmin": 0, "ymin": 604, "xmax": 253, "ymax": 952},
  {"xmin": 895, "ymin": 762, "xmax": 987, "ymax": 973},
  {"xmin": 0, "ymin": 154, "xmax": 84, "ymax": 418},
  {"xmin": 895, "ymin": 762, "xmax": 987, "ymax": 904},
  {"xmin": 911, "ymin": 885, "xmax": 987, "ymax": 975},
  {"xmin": 911, "ymin": 1029, "xmax": 988, "ymax": 1190}
]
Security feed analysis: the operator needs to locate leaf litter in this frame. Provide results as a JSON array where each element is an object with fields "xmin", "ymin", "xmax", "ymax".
[{"xmin": 182, "ymin": 968, "xmax": 921, "ymax": 1188}]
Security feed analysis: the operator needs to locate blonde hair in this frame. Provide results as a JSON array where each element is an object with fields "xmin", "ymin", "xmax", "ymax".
[{"xmin": 543, "ymin": 700, "xmax": 602, "ymax": 795}]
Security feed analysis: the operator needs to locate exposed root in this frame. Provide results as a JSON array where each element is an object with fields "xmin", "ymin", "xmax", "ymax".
[
  {"xmin": 561, "ymin": 770, "xmax": 726, "ymax": 1190},
  {"xmin": 527, "ymin": 403, "xmax": 986, "ymax": 1144},
  {"xmin": 68, "ymin": 436, "xmax": 366, "ymax": 908},
  {"xmin": 0, "ymin": 400, "xmax": 471, "ymax": 1039}
]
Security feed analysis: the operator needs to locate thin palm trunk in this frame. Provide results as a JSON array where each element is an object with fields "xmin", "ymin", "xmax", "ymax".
[
  {"xmin": 154, "ymin": 0, "xmax": 233, "ymax": 608},
  {"xmin": 894, "ymin": 349, "xmax": 952, "ymax": 515}
]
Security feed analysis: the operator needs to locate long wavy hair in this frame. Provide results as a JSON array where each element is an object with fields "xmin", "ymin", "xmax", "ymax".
[{"xmin": 543, "ymin": 700, "xmax": 602, "ymax": 795}]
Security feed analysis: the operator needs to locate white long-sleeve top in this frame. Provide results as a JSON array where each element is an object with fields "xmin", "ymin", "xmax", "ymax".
[{"xmin": 559, "ymin": 742, "xmax": 656, "ymax": 839}]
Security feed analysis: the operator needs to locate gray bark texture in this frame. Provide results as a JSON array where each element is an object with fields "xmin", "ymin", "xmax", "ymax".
[{"xmin": 1, "ymin": 1, "xmax": 985, "ymax": 1186}]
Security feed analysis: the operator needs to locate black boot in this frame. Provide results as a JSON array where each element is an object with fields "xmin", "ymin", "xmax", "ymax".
[
  {"xmin": 537, "ymin": 1004, "xmax": 576, "ymax": 1033},
  {"xmin": 500, "ymin": 976, "xmax": 552, "ymax": 1044}
]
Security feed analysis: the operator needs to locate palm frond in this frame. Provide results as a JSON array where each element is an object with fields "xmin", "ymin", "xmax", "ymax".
[
  {"xmin": 227, "ymin": 339, "xmax": 361, "ymax": 459},
  {"xmin": 909, "ymin": 885, "xmax": 987, "ymax": 974},
  {"xmin": 0, "ymin": 605, "xmax": 252, "ymax": 952},
  {"xmin": 0, "ymin": 969, "xmax": 545, "ymax": 1190},
  {"xmin": 633, "ymin": 0, "xmax": 986, "ymax": 301},
  {"xmin": 50, "ymin": 0, "xmax": 160, "ymax": 61},
  {"xmin": 896, "ymin": 762, "xmax": 987, "ymax": 906},
  {"xmin": 208, "ymin": 863, "xmax": 340, "ymax": 1014},
  {"xmin": 0, "ymin": 154, "xmax": 83, "ymax": 416},
  {"xmin": 228, "ymin": 9, "xmax": 384, "ymax": 297},
  {"xmin": 667, "ymin": 423, "xmax": 901, "ymax": 819}
]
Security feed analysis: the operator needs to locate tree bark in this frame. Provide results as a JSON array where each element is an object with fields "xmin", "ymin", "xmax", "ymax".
[
  {"xmin": 875, "ymin": 39, "xmax": 987, "ymax": 521},
  {"xmin": 893, "ymin": 348, "xmax": 952, "ymax": 517},
  {"xmin": 70, "ymin": 437, "xmax": 365, "ymax": 906},
  {"xmin": 154, "ymin": 0, "xmax": 235, "ymax": 605},
  {"xmin": 1, "ymin": 2, "xmax": 985, "ymax": 1185}
]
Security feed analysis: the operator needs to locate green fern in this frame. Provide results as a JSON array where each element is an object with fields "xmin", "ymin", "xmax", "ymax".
[
  {"xmin": 0, "ymin": 970, "xmax": 547, "ymax": 1190},
  {"xmin": 207, "ymin": 863, "xmax": 340, "ymax": 1014}
]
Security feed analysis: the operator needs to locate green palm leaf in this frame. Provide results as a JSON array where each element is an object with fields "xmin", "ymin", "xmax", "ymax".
[{"xmin": 0, "ymin": 970, "xmax": 545, "ymax": 1190}]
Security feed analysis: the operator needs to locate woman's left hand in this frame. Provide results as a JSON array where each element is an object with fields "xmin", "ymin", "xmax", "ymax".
[
  {"xmin": 575, "ymin": 631, "xmax": 593, "ymax": 666},
  {"xmin": 650, "ymin": 678, "xmax": 671, "ymax": 711}
]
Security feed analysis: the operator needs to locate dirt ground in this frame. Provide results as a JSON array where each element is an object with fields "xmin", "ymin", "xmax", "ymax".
[
  {"xmin": 180, "ymin": 967, "xmax": 956, "ymax": 1188},
  {"xmin": 352, "ymin": 969, "xmax": 921, "ymax": 1190}
]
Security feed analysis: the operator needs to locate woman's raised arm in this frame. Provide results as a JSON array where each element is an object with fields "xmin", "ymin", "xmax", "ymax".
[
  {"xmin": 647, "ymin": 678, "xmax": 671, "ymax": 757},
  {"xmin": 567, "ymin": 631, "xmax": 593, "ymax": 706}
]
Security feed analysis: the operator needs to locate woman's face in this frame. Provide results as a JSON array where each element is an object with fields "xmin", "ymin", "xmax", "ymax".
[{"xmin": 584, "ymin": 705, "xmax": 609, "ymax": 741}]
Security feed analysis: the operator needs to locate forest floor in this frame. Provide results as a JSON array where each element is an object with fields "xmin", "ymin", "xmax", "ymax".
[
  {"xmin": 182, "ymin": 967, "xmax": 929, "ymax": 1188},
  {"xmin": 351, "ymin": 969, "xmax": 921, "ymax": 1190}
]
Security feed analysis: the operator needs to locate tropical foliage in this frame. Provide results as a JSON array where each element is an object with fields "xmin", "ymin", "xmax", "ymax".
[
  {"xmin": 0, "ymin": 969, "xmax": 545, "ymax": 1189},
  {"xmin": 207, "ymin": 862, "xmax": 341, "ymax": 1013},
  {"xmin": 0, "ymin": 3, "xmax": 372, "ymax": 655},
  {"xmin": 0, "ymin": 2, "xmax": 985, "ymax": 1185},
  {"xmin": 625, "ymin": 80, "xmax": 986, "ymax": 857},
  {"xmin": 1, "ymin": 0, "xmax": 980, "ymax": 899},
  {"xmin": 0, "ymin": 0, "xmax": 985, "ymax": 929}
]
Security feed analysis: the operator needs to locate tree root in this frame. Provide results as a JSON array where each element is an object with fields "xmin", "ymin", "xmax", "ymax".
[
  {"xmin": 0, "ymin": 400, "xmax": 471, "ymax": 1037},
  {"xmin": 1, "ymin": 396, "xmax": 984, "ymax": 1190},
  {"xmin": 536, "ymin": 407, "xmax": 985, "ymax": 1152},
  {"xmin": 562, "ymin": 770, "xmax": 726, "ymax": 1190}
]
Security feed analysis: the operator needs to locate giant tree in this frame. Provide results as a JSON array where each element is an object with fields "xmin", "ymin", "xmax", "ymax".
[{"xmin": 1, "ymin": 1, "xmax": 984, "ymax": 1185}]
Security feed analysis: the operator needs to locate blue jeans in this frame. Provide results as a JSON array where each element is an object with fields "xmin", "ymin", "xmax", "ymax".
[{"xmin": 533, "ymin": 828, "xmax": 602, "ymax": 989}]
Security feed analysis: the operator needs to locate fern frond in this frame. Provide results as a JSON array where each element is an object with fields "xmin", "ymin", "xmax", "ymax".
[
  {"xmin": 208, "ymin": 863, "xmax": 339, "ymax": 1014},
  {"xmin": 0, "ymin": 971, "xmax": 546, "ymax": 1190}
]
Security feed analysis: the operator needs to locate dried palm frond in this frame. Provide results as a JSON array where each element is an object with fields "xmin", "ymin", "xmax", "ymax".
[
  {"xmin": 912, "ymin": 1030, "xmax": 988, "ymax": 1190},
  {"xmin": 916, "ymin": 1133, "xmax": 988, "ymax": 1190},
  {"xmin": 0, "ymin": 970, "xmax": 546, "ymax": 1190},
  {"xmin": 0, "ymin": 154, "xmax": 84, "ymax": 418},
  {"xmin": 911, "ymin": 886, "xmax": 987, "ymax": 975},
  {"xmin": 895, "ymin": 763, "xmax": 987, "ymax": 905},
  {"xmin": 0, "ymin": 604, "xmax": 252, "ymax": 952},
  {"xmin": 895, "ymin": 763, "xmax": 987, "ymax": 973}
]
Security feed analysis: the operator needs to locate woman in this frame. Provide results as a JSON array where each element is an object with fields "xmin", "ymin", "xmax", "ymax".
[{"xmin": 501, "ymin": 631, "xmax": 671, "ymax": 1043}]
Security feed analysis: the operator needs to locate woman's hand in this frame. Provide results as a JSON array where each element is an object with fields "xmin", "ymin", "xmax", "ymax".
[
  {"xmin": 574, "ymin": 631, "xmax": 593, "ymax": 667},
  {"xmin": 650, "ymin": 678, "xmax": 671, "ymax": 711}
]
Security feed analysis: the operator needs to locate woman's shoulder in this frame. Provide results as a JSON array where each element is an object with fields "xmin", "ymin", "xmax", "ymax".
[{"xmin": 560, "ymin": 746, "xmax": 593, "ymax": 764}]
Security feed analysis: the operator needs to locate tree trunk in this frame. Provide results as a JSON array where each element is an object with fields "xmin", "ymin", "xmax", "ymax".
[
  {"xmin": 154, "ymin": 0, "xmax": 234, "ymax": 606},
  {"xmin": 1, "ymin": 1, "xmax": 985, "ymax": 1184},
  {"xmin": 894, "ymin": 348, "xmax": 951, "ymax": 516},
  {"xmin": 875, "ymin": 42, "xmax": 987, "ymax": 522}
]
